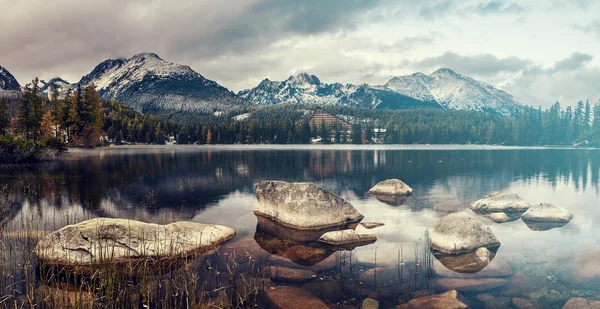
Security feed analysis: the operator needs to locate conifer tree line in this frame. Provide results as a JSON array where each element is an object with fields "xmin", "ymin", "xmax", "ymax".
[
  {"xmin": 0, "ymin": 78, "xmax": 175, "ymax": 148},
  {"xmin": 174, "ymin": 101, "xmax": 600, "ymax": 146}
]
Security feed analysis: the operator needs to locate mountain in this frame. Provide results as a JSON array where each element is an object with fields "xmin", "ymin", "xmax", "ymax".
[
  {"xmin": 238, "ymin": 73, "xmax": 442, "ymax": 110},
  {"xmin": 41, "ymin": 77, "xmax": 72, "ymax": 94},
  {"xmin": 240, "ymin": 69, "xmax": 522, "ymax": 116},
  {"xmin": 0, "ymin": 65, "xmax": 21, "ymax": 91},
  {"xmin": 78, "ymin": 53, "xmax": 243, "ymax": 114},
  {"xmin": 385, "ymin": 68, "xmax": 522, "ymax": 116}
]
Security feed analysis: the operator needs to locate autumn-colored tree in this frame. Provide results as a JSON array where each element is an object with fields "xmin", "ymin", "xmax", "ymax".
[
  {"xmin": 206, "ymin": 129, "xmax": 213, "ymax": 145},
  {"xmin": 40, "ymin": 111, "xmax": 55, "ymax": 140}
]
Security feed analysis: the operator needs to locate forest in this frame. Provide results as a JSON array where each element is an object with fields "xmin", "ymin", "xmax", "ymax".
[
  {"xmin": 2, "ymin": 81, "xmax": 600, "ymax": 150},
  {"xmin": 173, "ymin": 101, "xmax": 600, "ymax": 147}
]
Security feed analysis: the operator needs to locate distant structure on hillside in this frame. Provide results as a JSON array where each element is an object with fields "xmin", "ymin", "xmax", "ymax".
[{"xmin": 308, "ymin": 107, "xmax": 352, "ymax": 131}]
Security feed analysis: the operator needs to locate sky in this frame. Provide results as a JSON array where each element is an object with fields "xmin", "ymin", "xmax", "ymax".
[{"xmin": 1, "ymin": 0, "xmax": 599, "ymax": 108}]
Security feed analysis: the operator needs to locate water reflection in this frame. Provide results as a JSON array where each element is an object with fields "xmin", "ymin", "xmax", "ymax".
[{"xmin": 1, "ymin": 146, "xmax": 600, "ymax": 307}]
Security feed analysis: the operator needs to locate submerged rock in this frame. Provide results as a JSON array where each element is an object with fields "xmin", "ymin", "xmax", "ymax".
[
  {"xmin": 551, "ymin": 248, "xmax": 600, "ymax": 289},
  {"xmin": 262, "ymin": 285, "xmax": 330, "ymax": 309},
  {"xmin": 432, "ymin": 277, "xmax": 507, "ymax": 293},
  {"xmin": 260, "ymin": 266, "xmax": 317, "ymax": 283},
  {"xmin": 471, "ymin": 193, "xmax": 530, "ymax": 213},
  {"xmin": 521, "ymin": 203, "xmax": 573, "ymax": 223},
  {"xmin": 368, "ymin": 179, "xmax": 413, "ymax": 196},
  {"xmin": 430, "ymin": 212, "xmax": 500, "ymax": 255},
  {"xmin": 395, "ymin": 290, "xmax": 469, "ymax": 309},
  {"xmin": 36, "ymin": 218, "xmax": 236, "ymax": 266},
  {"xmin": 373, "ymin": 194, "xmax": 410, "ymax": 206},
  {"xmin": 434, "ymin": 252, "xmax": 512, "ymax": 278},
  {"xmin": 318, "ymin": 230, "xmax": 377, "ymax": 249},
  {"xmin": 361, "ymin": 222, "xmax": 385, "ymax": 229},
  {"xmin": 254, "ymin": 181, "xmax": 364, "ymax": 230},
  {"xmin": 361, "ymin": 298, "xmax": 379, "ymax": 309},
  {"xmin": 562, "ymin": 298, "xmax": 600, "ymax": 309}
]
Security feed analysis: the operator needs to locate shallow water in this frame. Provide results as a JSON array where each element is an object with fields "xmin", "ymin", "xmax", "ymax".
[{"xmin": 1, "ymin": 145, "xmax": 599, "ymax": 308}]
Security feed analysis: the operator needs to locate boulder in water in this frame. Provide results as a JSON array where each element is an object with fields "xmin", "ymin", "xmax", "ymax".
[
  {"xmin": 368, "ymin": 179, "xmax": 413, "ymax": 196},
  {"xmin": 254, "ymin": 181, "xmax": 364, "ymax": 230},
  {"xmin": 430, "ymin": 212, "xmax": 500, "ymax": 255},
  {"xmin": 36, "ymin": 218, "xmax": 236, "ymax": 267},
  {"xmin": 318, "ymin": 230, "xmax": 376, "ymax": 249},
  {"xmin": 521, "ymin": 203, "xmax": 573, "ymax": 223},
  {"xmin": 471, "ymin": 193, "xmax": 530, "ymax": 213}
]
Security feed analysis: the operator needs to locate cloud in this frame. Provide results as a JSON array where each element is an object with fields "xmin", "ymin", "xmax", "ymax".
[
  {"xmin": 550, "ymin": 52, "xmax": 593, "ymax": 72},
  {"xmin": 504, "ymin": 53, "xmax": 599, "ymax": 107},
  {"xmin": 0, "ymin": 0, "xmax": 382, "ymax": 84},
  {"xmin": 419, "ymin": 0, "xmax": 455, "ymax": 18},
  {"xmin": 469, "ymin": 1, "xmax": 526, "ymax": 15},
  {"xmin": 410, "ymin": 51, "xmax": 532, "ymax": 76}
]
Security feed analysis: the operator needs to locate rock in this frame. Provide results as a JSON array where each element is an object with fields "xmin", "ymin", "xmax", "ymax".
[
  {"xmin": 262, "ymin": 285, "xmax": 330, "ymax": 309},
  {"xmin": 429, "ymin": 212, "xmax": 500, "ymax": 255},
  {"xmin": 471, "ymin": 193, "xmax": 530, "ymax": 213},
  {"xmin": 512, "ymin": 298, "xmax": 538, "ymax": 309},
  {"xmin": 475, "ymin": 293, "xmax": 495, "ymax": 302},
  {"xmin": 434, "ymin": 250, "xmax": 513, "ymax": 277},
  {"xmin": 483, "ymin": 297, "xmax": 511, "ymax": 309},
  {"xmin": 432, "ymin": 278, "xmax": 507, "ymax": 293},
  {"xmin": 260, "ymin": 266, "xmax": 317, "ymax": 283},
  {"xmin": 521, "ymin": 203, "xmax": 573, "ymax": 223},
  {"xmin": 268, "ymin": 252, "xmax": 338, "ymax": 272},
  {"xmin": 360, "ymin": 266, "xmax": 399, "ymax": 288},
  {"xmin": 36, "ymin": 218, "xmax": 236, "ymax": 266},
  {"xmin": 552, "ymin": 248, "xmax": 600, "ymax": 289},
  {"xmin": 361, "ymin": 298, "xmax": 379, "ymax": 309},
  {"xmin": 562, "ymin": 298, "xmax": 600, "ymax": 309},
  {"xmin": 374, "ymin": 194, "xmax": 410, "ymax": 206},
  {"xmin": 361, "ymin": 222, "xmax": 385, "ymax": 229},
  {"xmin": 434, "ymin": 247, "xmax": 495, "ymax": 274},
  {"xmin": 479, "ymin": 212, "xmax": 522, "ymax": 223},
  {"xmin": 369, "ymin": 179, "xmax": 413, "ymax": 196},
  {"xmin": 254, "ymin": 181, "xmax": 364, "ymax": 230},
  {"xmin": 318, "ymin": 230, "xmax": 377, "ymax": 249},
  {"xmin": 395, "ymin": 290, "xmax": 469, "ymax": 309}
]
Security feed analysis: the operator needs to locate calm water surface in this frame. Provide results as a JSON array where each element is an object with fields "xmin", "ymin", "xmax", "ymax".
[{"xmin": 1, "ymin": 145, "xmax": 599, "ymax": 308}]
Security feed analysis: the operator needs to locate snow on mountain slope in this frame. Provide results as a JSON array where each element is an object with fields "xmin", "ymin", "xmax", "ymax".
[
  {"xmin": 41, "ymin": 77, "xmax": 72, "ymax": 94},
  {"xmin": 0, "ymin": 65, "xmax": 21, "ymax": 91},
  {"xmin": 385, "ymin": 68, "xmax": 522, "ymax": 116},
  {"xmin": 238, "ymin": 73, "xmax": 442, "ymax": 110},
  {"xmin": 78, "ymin": 53, "xmax": 243, "ymax": 113}
]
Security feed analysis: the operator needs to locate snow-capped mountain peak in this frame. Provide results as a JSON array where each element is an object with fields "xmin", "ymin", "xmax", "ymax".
[
  {"xmin": 285, "ymin": 73, "xmax": 321, "ymax": 88},
  {"xmin": 77, "ymin": 53, "xmax": 242, "ymax": 113},
  {"xmin": 0, "ymin": 65, "xmax": 21, "ymax": 91}
]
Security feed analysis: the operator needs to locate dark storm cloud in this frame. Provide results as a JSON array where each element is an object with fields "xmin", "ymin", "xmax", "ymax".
[
  {"xmin": 0, "ymin": 0, "xmax": 382, "ymax": 84},
  {"xmin": 412, "ymin": 51, "xmax": 533, "ymax": 76}
]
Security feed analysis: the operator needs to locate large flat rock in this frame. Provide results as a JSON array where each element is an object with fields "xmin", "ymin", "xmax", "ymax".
[
  {"xmin": 254, "ymin": 181, "xmax": 363, "ymax": 230},
  {"xmin": 36, "ymin": 218, "xmax": 236, "ymax": 265}
]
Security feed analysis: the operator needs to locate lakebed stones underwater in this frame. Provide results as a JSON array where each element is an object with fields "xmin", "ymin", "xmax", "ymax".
[{"xmin": 36, "ymin": 218, "xmax": 236, "ymax": 274}]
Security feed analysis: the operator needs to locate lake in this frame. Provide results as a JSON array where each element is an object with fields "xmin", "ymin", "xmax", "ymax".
[{"xmin": 1, "ymin": 145, "xmax": 599, "ymax": 308}]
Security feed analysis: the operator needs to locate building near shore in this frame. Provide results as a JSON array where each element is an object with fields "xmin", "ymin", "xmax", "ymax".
[{"xmin": 308, "ymin": 107, "xmax": 352, "ymax": 131}]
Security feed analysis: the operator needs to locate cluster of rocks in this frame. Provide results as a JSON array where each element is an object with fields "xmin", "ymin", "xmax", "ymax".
[{"xmin": 471, "ymin": 192, "xmax": 573, "ymax": 230}]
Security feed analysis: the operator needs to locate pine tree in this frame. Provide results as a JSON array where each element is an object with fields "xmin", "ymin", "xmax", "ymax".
[
  {"xmin": 49, "ymin": 87, "xmax": 63, "ymax": 138},
  {"xmin": 0, "ymin": 97, "xmax": 8, "ymax": 134},
  {"xmin": 17, "ymin": 79, "xmax": 44, "ymax": 141}
]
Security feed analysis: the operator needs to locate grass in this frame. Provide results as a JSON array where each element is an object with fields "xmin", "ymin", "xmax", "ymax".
[{"xmin": 0, "ymin": 191, "xmax": 433, "ymax": 309}]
